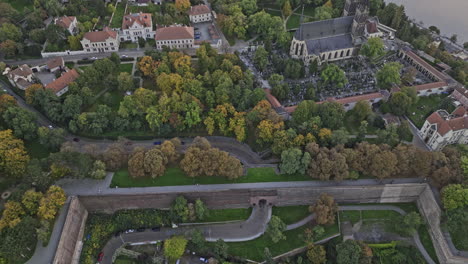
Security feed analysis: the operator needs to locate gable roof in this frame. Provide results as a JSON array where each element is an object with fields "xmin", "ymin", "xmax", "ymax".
[
  {"xmin": 45, "ymin": 69, "xmax": 79, "ymax": 93},
  {"xmin": 46, "ymin": 57, "xmax": 64, "ymax": 70},
  {"xmin": 155, "ymin": 26, "xmax": 194, "ymax": 41},
  {"xmin": 413, "ymin": 81, "xmax": 447, "ymax": 91},
  {"xmin": 294, "ymin": 16, "xmax": 354, "ymax": 41},
  {"xmin": 404, "ymin": 50, "xmax": 448, "ymax": 81},
  {"xmin": 55, "ymin": 16, "xmax": 76, "ymax": 29},
  {"xmin": 426, "ymin": 108, "xmax": 468, "ymax": 136},
  {"xmin": 83, "ymin": 27, "xmax": 117, "ymax": 42},
  {"xmin": 122, "ymin": 13, "xmax": 152, "ymax": 29},
  {"xmin": 366, "ymin": 21, "xmax": 378, "ymax": 33},
  {"xmin": 188, "ymin": 5, "xmax": 211, "ymax": 16},
  {"xmin": 8, "ymin": 64, "xmax": 33, "ymax": 78}
]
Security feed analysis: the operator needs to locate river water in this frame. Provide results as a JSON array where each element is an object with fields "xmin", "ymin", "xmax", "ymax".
[{"xmin": 386, "ymin": 0, "xmax": 468, "ymax": 43}]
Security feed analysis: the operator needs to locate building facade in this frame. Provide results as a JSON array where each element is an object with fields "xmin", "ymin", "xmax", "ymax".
[
  {"xmin": 5, "ymin": 64, "xmax": 35, "ymax": 90},
  {"xmin": 45, "ymin": 69, "xmax": 79, "ymax": 97},
  {"xmin": 119, "ymin": 13, "xmax": 155, "ymax": 42},
  {"xmin": 155, "ymin": 26, "xmax": 194, "ymax": 49},
  {"xmin": 188, "ymin": 5, "xmax": 212, "ymax": 23},
  {"xmin": 419, "ymin": 107, "xmax": 468, "ymax": 151},
  {"xmin": 55, "ymin": 16, "xmax": 78, "ymax": 35},
  {"xmin": 80, "ymin": 27, "xmax": 119, "ymax": 53}
]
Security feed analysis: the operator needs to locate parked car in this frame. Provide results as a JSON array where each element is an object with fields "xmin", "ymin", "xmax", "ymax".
[
  {"xmin": 48, "ymin": 125, "xmax": 54, "ymax": 129},
  {"xmin": 151, "ymin": 226, "xmax": 161, "ymax": 231},
  {"xmin": 90, "ymin": 57, "xmax": 98, "ymax": 60},
  {"xmin": 121, "ymin": 55, "xmax": 128, "ymax": 58},
  {"xmin": 136, "ymin": 227, "xmax": 146, "ymax": 232},
  {"xmin": 73, "ymin": 137, "xmax": 80, "ymax": 142},
  {"xmin": 153, "ymin": 141, "xmax": 161, "ymax": 145},
  {"xmin": 97, "ymin": 252, "xmax": 104, "ymax": 261},
  {"xmin": 82, "ymin": 57, "xmax": 89, "ymax": 60},
  {"xmin": 125, "ymin": 229, "xmax": 135, "ymax": 233}
]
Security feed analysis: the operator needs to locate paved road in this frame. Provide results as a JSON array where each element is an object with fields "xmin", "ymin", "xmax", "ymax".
[{"xmin": 101, "ymin": 203, "xmax": 272, "ymax": 264}]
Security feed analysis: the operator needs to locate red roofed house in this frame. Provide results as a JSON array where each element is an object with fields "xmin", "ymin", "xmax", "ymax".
[
  {"xmin": 46, "ymin": 57, "xmax": 65, "ymax": 73},
  {"xmin": 45, "ymin": 69, "xmax": 79, "ymax": 97},
  {"xmin": 188, "ymin": 5, "xmax": 212, "ymax": 23},
  {"xmin": 364, "ymin": 20, "xmax": 383, "ymax": 38},
  {"xmin": 80, "ymin": 27, "xmax": 119, "ymax": 53},
  {"xmin": 419, "ymin": 107, "xmax": 468, "ymax": 150},
  {"xmin": 451, "ymin": 85, "xmax": 468, "ymax": 108},
  {"xmin": 5, "ymin": 64, "xmax": 35, "ymax": 90},
  {"xmin": 155, "ymin": 26, "xmax": 194, "ymax": 49},
  {"xmin": 120, "ymin": 13, "xmax": 155, "ymax": 42},
  {"xmin": 55, "ymin": 16, "xmax": 78, "ymax": 35}
]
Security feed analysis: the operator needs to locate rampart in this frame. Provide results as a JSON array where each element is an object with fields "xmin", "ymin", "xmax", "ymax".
[{"xmin": 52, "ymin": 183, "xmax": 467, "ymax": 264}]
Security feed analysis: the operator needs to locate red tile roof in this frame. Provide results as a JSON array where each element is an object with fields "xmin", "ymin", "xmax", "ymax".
[
  {"xmin": 334, "ymin": 92, "xmax": 382, "ymax": 105},
  {"xmin": 122, "ymin": 13, "xmax": 152, "ymax": 29},
  {"xmin": 83, "ymin": 27, "xmax": 117, "ymax": 42},
  {"xmin": 366, "ymin": 21, "xmax": 378, "ymax": 34},
  {"xmin": 426, "ymin": 108, "xmax": 468, "ymax": 136},
  {"xmin": 427, "ymin": 112, "xmax": 452, "ymax": 136},
  {"xmin": 452, "ymin": 106, "xmax": 466, "ymax": 117},
  {"xmin": 413, "ymin": 81, "xmax": 447, "ymax": 91},
  {"xmin": 404, "ymin": 50, "xmax": 447, "ymax": 81},
  {"xmin": 155, "ymin": 26, "xmax": 194, "ymax": 41},
  {"xmin": 46, "ymin": 57, "xmax": 64, "ymax": 70},
  {"xmin": 188, "ymin": 5, "xmax": 211, "ymax": 16},
  {"xmin": 45, "ymin": 69, "xmax": 79, "ymax": 93},
  {"xmin": 55, "ymin": 16, "xmax": 76, "ymax": 29},
  {"xmin": 263, "ymin": 88, "xmax": 281, "ymax": 108}
]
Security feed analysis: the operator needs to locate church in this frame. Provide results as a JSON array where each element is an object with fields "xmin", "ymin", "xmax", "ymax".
[{"xmin": 290, "ymin": 0, "xmax": 396, "ymax": 65}]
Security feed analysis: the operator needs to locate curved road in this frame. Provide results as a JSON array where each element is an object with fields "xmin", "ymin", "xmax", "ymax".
[{"xmin": 101, "ymin": 203, "xmax": 271, "ymax": 264}]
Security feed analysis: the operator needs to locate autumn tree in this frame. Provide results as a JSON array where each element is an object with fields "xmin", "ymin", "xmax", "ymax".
[
  {"xmin": 306, "ymin": 145, "xmax": 349, "ymax": 181},
  {"xmin": 21, "ymin": 189, "xmax": 43, "ymax": 215},
  {"xmin": 161, "ymin": 139, "xmax": 180, "ymax": 164},
  {"xmin": 282, "ymin": 0, "xmax": 292, "ymax": 17},
  {"xmin": 368, "ymin": 149, "xmax": 398, "ymax": 179},
  {"xmin": 144, "ymin": 147, "xmax": 168, "ymax": 178},
  {"xmin": 0, "ymin": 201, "xmax": 25, "ymax": 231},
  {"xmin": 309, "ymin": 193, "xmax": 338, "ymax": 225},
  {"xmin": 0, "ymin": 129, "xmax": 30, "ymax": 178},
  {"xmin": 37, "ymin": 185, "xmax": 66, "ymax": 221},
  {"xmin": 307, "ymin": 244, "xmax": 327, "ymax": 264},
  {"xmin": 164, "ymin": 236, "xmax": 188, "ymax": 261},
  {"xmin": 102, "ymin": 142, "xmax": 128, "ymax": 171},
  {"xmin": 128, "ymin": 147, "xmax": 146, "ymax": 178},
  {"xmin": 175, "ymin": 0, "xmax": 190, "ymax": 12},
  {"xmin": 0, "ymin": 94, "xmax": 16, "ymax": 113},
  {"xmin": 336, "ymin": 240, "xmax": 362, "ymax": 264}
]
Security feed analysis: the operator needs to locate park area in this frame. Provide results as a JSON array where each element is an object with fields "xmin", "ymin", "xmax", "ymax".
[{"xmin": 407, "ymin": 94, "xmax": 454, "ymax": 128}]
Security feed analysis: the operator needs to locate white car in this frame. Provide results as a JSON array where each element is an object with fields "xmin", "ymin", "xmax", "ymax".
[
  {"xmin": 125, "ymin": 229, "xmax": 135, "ymax": 233},
  {"xmin": 90, "ymin": 57, "xmax": 98, "ymax": 60},
  {"xmin": 121, "ymin": 55, "xmax": 128, "ymax": 58},
  {"xmin": 48, "ymin": 125, "xmax": 54, "ymax": 129}
]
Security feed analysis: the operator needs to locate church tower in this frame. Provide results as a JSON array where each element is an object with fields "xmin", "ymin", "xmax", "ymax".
[{"xmin": 351, "ymin": 2, "xmax": 369, "ymax": 43}]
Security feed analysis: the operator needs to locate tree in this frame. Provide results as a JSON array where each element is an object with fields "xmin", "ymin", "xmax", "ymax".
[
  {"xmin": 37, "ymin": 126, "xmax": 65, "ymax": 150},
  {"xmin": 0, "ymin": 39, "xmax": 17, "ymax": 57},
  {"xmin": 397, "ymin": 120, "xmax": 412, "ymax": 142},
  {"xmin": 117, "ymin": 72, "xmax": 135, "ymax": 91},
  {"xmin": 0, "ymin": 23, "xmax": 22, "ymax": 42},
  {"xmin": 331, "ymin": 129, "xmax": 349, "ymax": 146},
  {"xmin": 175, "ymin": 0, "xmax": 190, "ymax": 12},
  {"xmin": 171, "ymin": 196, "xmax": 189, "ymax": 223},
  {"xmin": 428, "ymin": 25, "xmax": 440, "ymax": 34},
  {"xmin": 264, "ymin": 247, "xmax": 274, "ymax": 264},
  {"xmin": 37, "ymin": 185, "xmax": 66, "ymax": 221},
  {"xmin": 389, "ymin": 92, "xmax": 412, "ymax": 116},
  {"xmin": 336, "ymin": 240, "xmax": 362, "ymax": 264},
  {"xmin": 0, "ymin": 201, "xmax": 25, "ymax": 231},
  {"xmin": 368, "ymin": 150, "xmax": 398, "ymax": 179},
  {"xmin": 67, "ymin": 34, "xmax": 82, "ymax": 50},
  {"xmin": 361, "ymin": 37, "xmax": 385, "ymax": 58},
  {"xmin": 464, "ymin": 42, "xmax": 468, "ymax": 49},
  {"xmin": 441, "ymin": 184, "xmax": 468, "ymax": 210},
  {"xmin": 310, "ymin": 193, "xmax": 338, "ymax": 225},
  {"xmin": 128, "ymin": 148, "xmax": 146, "ymax": 178},
  {"xmin": 0, "ymin": 94, "xmax": 16, "ymax": 114},
  {"xmin": 394, "ymin": 212, "xmax": 422, "ymax": 236},
  {"xmin": 164, "ymin": 236, "xmax": 188, "ymax": 261},
  {"xmin": 0, "ymin": 129, "xmax": 30, "ymax": 178},
  {"xmin": 282, "ymin": 0, "xmax": 292, "ymax": 17},
  {"xmin": 194, "ymin": 199, "xmax": 209, "ymax": 220},
  {"xmin": 144, "ymin": 148, "xmax": 168, "ymax": 178},
  {"xmin": 351, "ymin": 101, "xmax": 372, "ymax": 122},
  {"xmin": 321, "ymin": 64, "xmax": 347, "ymax": 88},
  {"xmin": 2, "ymin": 107, "xmax": 37, "ymax": 140},
  {"xmin": 401, "ymin": 67, "xmax": 417, "ymax": 85},
  {"xmin": 213, "ymin": 239, "xmax": 229, "ymax": 259},
  {"xmin": 266, "ymin": 215, "xmax": 286, "ymax": 243},
  {"xmin": 376, "ymin": 62, "xmax": 402, "ymax": 90},
  {"xmin": 89, "ymin": 160, "xmax": 106, "ymax": 179},
  {"xmin": 45, "ymin": 24, "xmax": 66, "ymax": 44},
  {"xmin": 0, "ymin": 216, "xmax": 38, "ymax": 263},
  {"xmin": 102, "ymin": 143, "xmax": 128, "ymax": 171},
  {"xmin": 240, "ymin": 0, "xmax": 258, "ymax": 16},
  {"xmin": 190, "ymin": 229, "xmax": 207, "ymax": 253},
  {"xmin": 450, "ymin": 34, "xmax": 458, "ymax": 43},
  {"xmin": 307, "ymin": 244, "xmax": 327, "ymax": 264},
  {"xmin": 318, "ymin": 102, "xmax": 345, "ymax": 130},
  {"xmin": 254, "ymin": 46, "xmax": 269, "ymax": 72},
  {"xmin": 21, "ymin": 189, "xmax": 43, "ymax": 215},
  {"xmin": 280, "ymin": 148, "xmax": 311, "ymax": 174}
]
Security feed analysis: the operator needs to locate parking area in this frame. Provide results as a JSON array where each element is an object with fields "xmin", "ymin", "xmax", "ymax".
[
  {"xmin": 35, "ymin": 71, "xmax": 56, "ymax": 86},
  {"xmin": 192, "ymin": 22, "xmax": 221, "ymax": 47}
]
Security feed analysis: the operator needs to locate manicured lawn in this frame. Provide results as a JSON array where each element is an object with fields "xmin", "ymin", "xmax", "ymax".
[
  {"xmin": 286, "ymin": 14, "xmax": 301, "ymax": 30},
  {"xmin": 1, "ymin": 0, "xmax": 33, "ymax": 12},
  {"xmin": 119, "ymin": 63, "xmax": 133, "ymax": 74},
  {"xmin": 226, "ymin": 222, "xmax": 339, "ymax": 261},
  {"xmin": 120, "ymin": 42, "xmax": 138, "ymax": 49},
  {"xmin": 407, "ymin": 94, "xmax": 452, "ymax": 128},
  {"xmin": 201, "ymin": 208, "xmax": 252, "ymax": 223},
  {"xmin": 94, "ymin": 89, "xmax": 125, "ymax": 111},
  {"xmin": 114, "ymin": 256, "xmax": 136, "ymax": 264},
  {"xmin": 110, "ymin": 1, "xmax": 126, "ymax": 28},
  {"xmin": 302, "ymin": 5, "xmax": 316, "ymax": 17},
  {"xmin": 339, "ymin": 210, "xmax": 361, "ymax": 225},
  {"xmin": 111, "ymin": 167, "xmax": 312, "ymax": 188},
  {"xmin": 272, "ymin": 205, "xmax": 310, "ymax": 225}
]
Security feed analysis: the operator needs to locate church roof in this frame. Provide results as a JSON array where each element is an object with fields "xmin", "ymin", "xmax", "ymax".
[
  {"xmin": 294, "ymin": 16, "xmax": 354, "ymax": 41},
  {"xmin": 305, "ymin": 33, "xmax": 354, "ymax": 55}
]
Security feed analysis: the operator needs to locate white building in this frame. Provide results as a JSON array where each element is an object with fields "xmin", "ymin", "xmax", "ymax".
[
  {"xmin": 155, "ymin": 26, "xmax": 194, "ymax": 50},
  {"xmin": 45, "ymin": 69, "xmax": 79, "ymax": 97},
  {"xmin": 80, "ymin": 27, "xmax": 119, "ymax": 53},
  {"xmin": 5, "ymin": 64, "xmax": 35, "ymax": 90},
  {"xmin": 188, "ymin": 5, "xmax": 212, "ymax": 23},
  {"xmin": 55, "ymin": 16, "xmax": 78, "ymax": 35},
  {"xmin": 419, "ymin": 107, "xmax": 468, "ymax": 151},
  {"xmin": 120, "ymin": 13, "xmax": 155, "ymax": 42}
]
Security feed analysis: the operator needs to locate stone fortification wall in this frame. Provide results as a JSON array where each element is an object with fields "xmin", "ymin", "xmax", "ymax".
[
  {"xmin": 78, "ymin": 184, "xmax": 426, "ymax": 213},
  {"xmin": 53, "ymin": 196, "xmax": 88, "ymax": 264},
  {"xmin": 417, "ymin": 186, "xmax": 467, "ymax": 264}
]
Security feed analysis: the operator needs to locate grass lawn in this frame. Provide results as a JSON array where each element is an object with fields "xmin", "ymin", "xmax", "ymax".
[
  {"xmin": 120, "ymin": 42, "xmax": 138, "ymax": 49},
  {"xmin": 110, "ymin": 1, "xmax": 126, "ymax": 28},
  {"xmin": 0, "ymin": 0, "xmax": 33, "ymax": 12},
  {"xmin": 286, "ymin": 14, "xmax": 301, "ymax": 30},
  {"xmin": 119, "ymin": 63, "xmax": 133, "ymax": 74},
  {"xmin": 272, "ymin": 205, "xmax": 310, "ymax": 225},
  {"xmin": 407, "ymin": 94, "xmax": 452, "ymax": 128},
  {"xmin": 24, "ymin": 140, "xmax": 51, "ymax": 159},
  {"xmin": 110, "ymin": 167, "xmax": 312, "ymax": 188},
  {"xmin": 65, "ymin": 62, "xmax": 75, "ymax": 69},
  {"xmin": 114, "ymin": 256, "xmax": 136, "ymax": 264},
  {"xmin": 201, "ymin": 208, "xmax": 252, "ymax": 223},
  {"xmin": 265, "ymin": 9, "xmax": 282, "ymax": 18},
  {"xmin": 339, "ymin": 210, "xmax": 361, "ymax": 225},
  {"xmin": 226, "ymin": 223, "xmax": 339, "ymax": 261},
  {"xmin": 92, "ymin": 89, "xmax": 125, "ymax": 111},
  {"xmin": 302, "ymin": 5, "xmax": 315, "ymax": 17}
]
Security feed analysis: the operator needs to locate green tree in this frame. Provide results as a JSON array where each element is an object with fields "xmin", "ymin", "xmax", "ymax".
[
  {"xmin": 321, "ymin": 64, "xmax": 348, "ymax": 89},
  {"xmin": 441, "ymin": 184, "xmax": 468, "ymax": 210},
  {"xmin": 376, "ymin": 62, "xmax": 402, "ymax": 90},
  {"xmin": 360, "ymin": 37, "xmax": 385, "ymax": 58},
  {"xmin": 194, "ymin": 199, "xmax": 209, "ymax": 220},
  {"xmin": 282, "ymin": 0, "xmax": 292, "ymax": 17},
  {"xmin": 266, "ymin": 215, "xmax": 287, "ymax": 243},
  {"xmin": 264, "ymin": 247, "xmax": 274, "ymax": 264},
  {"xmin": 394, "ymin": 212, "xmax": 422, "ymax": 236},
  {"xmin": 336, "ymin": 240, "xmax": 362, "ymax": 264},
  {"xmin": 240, "ymin": 0, "xmax": 258, "ymax": 16},
  {"xmin": 254, "ymin": 46, "xmax": 269, "ymax": 72},
  {"xmin": 331, "ymin": 129, "xmax": 349, "ymax": 146},
  {"xmin": 307, "ymin": 244, "xmax": 326, "ymax": 264},
  {"xmin": 351, "ymin": 101, "xmax": 372, "ymax": 122},
  {"xmin": 388, "ymin": 92, "xmax": 412, "ymax": 116},
  {"xmin": 190, "ymin": 229, "xmax": 207, "ymax": 253},
  {"xmin": 164, "ymin": 236, "xmax": 188, "ymax": 261},
  {"xmin": 0, "ymin": 23, "xmax": 22, "ymax": 42},
  {"xmin": 171, "ymin": 196, "xmax": 189, "ymax": 223},
  {"xmin": 3, "ymin": 107, "xmax": 37, "ymax": 140},
  {"xmin": 89, "ymin": 160, "xmax": 107, "ymax": 179},
  {"xmin": 213, "ymin": 239, "xmax": 229, "ymax": 259},
  {"xmin": 37, "ymin": 126, "xmax": 65, "ymax": 150},
  {"xmin": 318, "ymin": 102, "xmax": 345, "ymax": 130}
]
